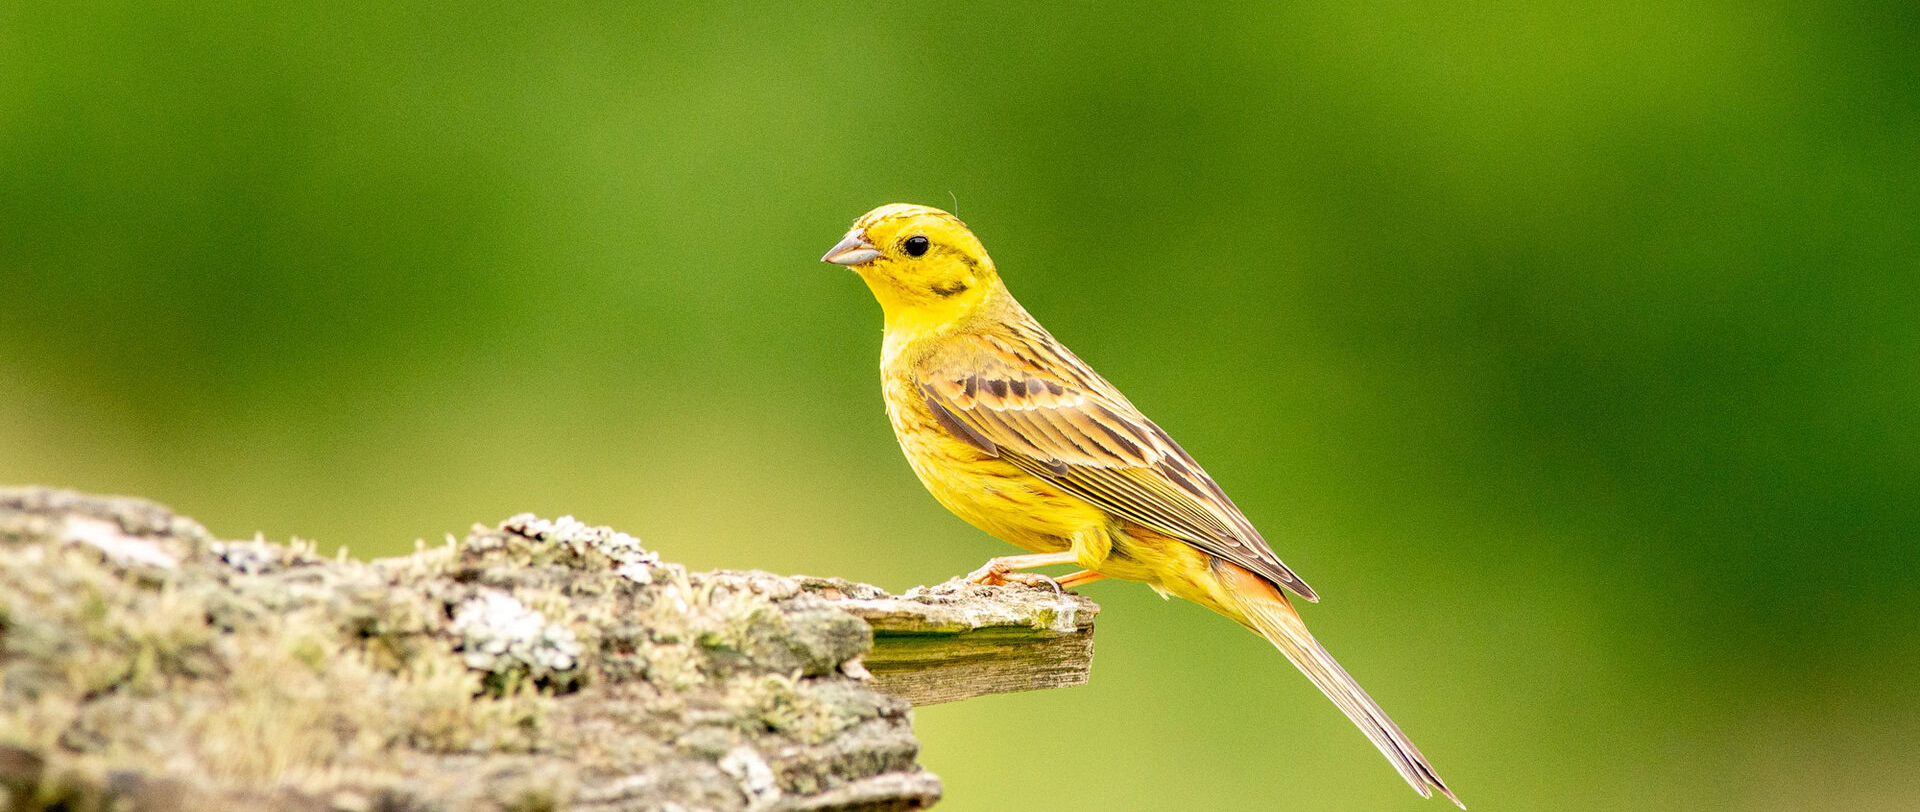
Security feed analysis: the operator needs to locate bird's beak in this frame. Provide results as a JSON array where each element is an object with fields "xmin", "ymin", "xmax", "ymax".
[{"xmin": 821, "ymin": 230, "xmax": 881, "ymax": 266}]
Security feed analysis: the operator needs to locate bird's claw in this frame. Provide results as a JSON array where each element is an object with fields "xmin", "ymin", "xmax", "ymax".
[{"xmin": 1007, "ymin": 572, "xmax": 1064, "ymax": 594}]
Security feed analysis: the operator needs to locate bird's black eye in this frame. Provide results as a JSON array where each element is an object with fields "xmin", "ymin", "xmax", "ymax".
[{"xmin": 903, "ymin": 235, "xmax": 931, "ymax": 257}]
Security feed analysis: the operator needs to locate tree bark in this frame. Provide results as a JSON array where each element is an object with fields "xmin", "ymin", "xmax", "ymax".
[{"xmin": 0, "ymin": 487, "xmax": 1098, "ymax": 812}]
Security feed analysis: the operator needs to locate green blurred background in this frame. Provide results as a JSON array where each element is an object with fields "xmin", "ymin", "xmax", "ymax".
[{"xmin": 4, "ymin": 2, "xmax": 1916, "ymax": 809}]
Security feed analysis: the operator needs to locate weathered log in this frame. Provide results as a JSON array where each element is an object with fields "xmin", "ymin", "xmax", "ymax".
[
  {"xmin": 826, "ymin": 583, "xmax": 1097, "ymax": 707},
  {"xmin": 0, "ymin": 487, "xmax": 1099, "ymax": 812}
]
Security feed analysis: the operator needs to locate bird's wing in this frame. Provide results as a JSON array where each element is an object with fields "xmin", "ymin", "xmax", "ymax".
[{"xmin": 917, "ymin": 328, "xmax": 1318, "ymax": 601}]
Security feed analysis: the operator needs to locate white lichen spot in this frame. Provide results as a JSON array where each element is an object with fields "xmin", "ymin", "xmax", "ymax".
[
  {"xmin": 502, "ymin": 513, "xmax": 661, "ymax": 584},
  {"xmin": 329, "ymin": 789, "xmax": 373, "ymax": 812},
  {"xmin": 450, "ymin": 590, "xmax": 582, "ymax": 675},
  {"xmin": 60, "ymin": 516, "xmax": 178, "ymax": 570},
  {"xmin": 210, "ymin": 540, "xmax": 277, "ymax": 574},
  {"xmin": 718, "ymin": 746, "xmax": 781, "ymax": 809}
]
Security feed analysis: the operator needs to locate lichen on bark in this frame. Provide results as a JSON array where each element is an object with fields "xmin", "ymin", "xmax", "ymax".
[{"xmin": 0, "ymin": 488, "xmax": 966, "ymax": 811}]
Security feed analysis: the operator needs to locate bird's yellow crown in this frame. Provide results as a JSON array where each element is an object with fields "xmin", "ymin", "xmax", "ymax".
[{"xmin": 822, "ymin": 204, "xmax": 1003, "ymax": 338}]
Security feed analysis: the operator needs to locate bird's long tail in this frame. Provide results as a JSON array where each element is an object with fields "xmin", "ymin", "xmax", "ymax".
[{"xmin": 1216, "ymin": 561, "xmax": 1463, "ymax": 808}]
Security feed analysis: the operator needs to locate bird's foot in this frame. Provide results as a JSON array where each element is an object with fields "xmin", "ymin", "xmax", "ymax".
[
  {"xmin": 1003, "ymin": 572, "xmax": 1063, "ymax": 593},
  {"xmin": 961, "ymin": 560, "xmax": 1007, "ymax": 585},
  {"xmin": 963, "ymin": 561, "xmax": 1063, "ymax": 593},
  {"xmin": 961, "ymin": 552, "xmax": 1080, "ymax": 592}
]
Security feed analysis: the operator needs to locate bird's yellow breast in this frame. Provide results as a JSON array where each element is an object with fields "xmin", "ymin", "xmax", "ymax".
[{"xmin": 879, "ymin": 369, "xmax": 1102, "ymax": 554}]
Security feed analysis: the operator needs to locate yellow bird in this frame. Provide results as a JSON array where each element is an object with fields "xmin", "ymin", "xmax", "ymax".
[{"xmin": 822, "ymin": 203, "xmax": 1460, "ymax": 806}]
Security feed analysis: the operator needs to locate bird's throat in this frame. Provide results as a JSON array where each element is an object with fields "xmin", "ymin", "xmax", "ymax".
[{"xmin": 863, "ymin": 275, "xmax": 1000, "ymax": 355}]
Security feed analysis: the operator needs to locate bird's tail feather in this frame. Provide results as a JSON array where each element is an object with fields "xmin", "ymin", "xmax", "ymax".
[{"xmin": 1217, "ymin": 562, "xmax": 1463, "ymax": 808}]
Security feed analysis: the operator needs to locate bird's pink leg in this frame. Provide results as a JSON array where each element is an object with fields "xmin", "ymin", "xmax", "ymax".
[
  {"xmin": 1055, "ymin": 570, "xmax": 1108, "ymax": 590},
  {"xmin": 964, "ymin": 552, "xmax": 1080, "ymax": 588}
]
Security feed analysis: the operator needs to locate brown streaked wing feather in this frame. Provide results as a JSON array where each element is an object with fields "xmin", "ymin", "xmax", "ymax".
[{"xmin": 917, "ymin": 328, "xmax": 1318, "ymax": 601}]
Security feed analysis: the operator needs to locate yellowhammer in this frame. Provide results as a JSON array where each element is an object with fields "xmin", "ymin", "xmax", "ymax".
[{"xmin": 822, "ymin": 203, "xmax": 1461, "ymax": 806}]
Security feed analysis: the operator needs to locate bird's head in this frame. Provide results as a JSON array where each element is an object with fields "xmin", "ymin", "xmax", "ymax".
[{"xmin": 822, "ymin": 203, "xmax": 1001, "ymax": 332}]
